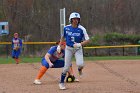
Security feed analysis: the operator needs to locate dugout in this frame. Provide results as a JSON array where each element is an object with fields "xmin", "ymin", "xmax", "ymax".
[
  {"xmin": 0, "ymin": 22, "xmax": 9, "ymax": 36},
  {"xmin": 0, "ymin": 22, "xmax": 9, "ymax": 58}
]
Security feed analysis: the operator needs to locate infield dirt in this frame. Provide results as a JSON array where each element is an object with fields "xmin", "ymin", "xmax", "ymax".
[{"xmin": 0, "ymin": 60, "xmax": 140, "ymax": 93}]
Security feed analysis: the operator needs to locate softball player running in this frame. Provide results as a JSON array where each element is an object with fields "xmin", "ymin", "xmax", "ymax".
[
  {"xmin": 58, "ymin": 12, "xmax": 90, "ymax": 90},
  {"xmin": 11, "ymin": 33, "xmax": 22, "ymax": 64},
  {"xmin": 33, "ymin": 42, "xmax": 79, "ymax": 85}
]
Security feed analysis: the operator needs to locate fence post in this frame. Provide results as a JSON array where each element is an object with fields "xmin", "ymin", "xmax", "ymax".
[
  {"xmin": 123, "ymin": 47, "xmax": 125, "ymax": 56},
  {"xmin": 6, "ymin": 44, "xmax": 9, "ymax": 58},
  {"xmin": 137, "ymin": 40, "xmax": 140, "ymax": 55}
]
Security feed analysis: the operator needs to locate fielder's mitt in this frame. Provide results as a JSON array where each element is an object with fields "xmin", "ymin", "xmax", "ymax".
[
  {"xmin": 14, "ymin": 46, "xmax": 19, "ymax": 50},
  {"xmin": 66, "ymin": 75, "xmax": 75, "ymax": 83}
]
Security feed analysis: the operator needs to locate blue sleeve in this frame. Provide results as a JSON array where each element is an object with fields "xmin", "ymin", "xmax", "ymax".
[
  {"xmin": 47, "ymin": 46, "xmax": 57, "ymax": 55},
  {"xmin": 11, "ymin": 38, "xmax": 14, "ymax": 49},
  {"xmin": 63, "ymin": 27, "xmax": 66, "ymax": 38},
  {"xmin": 19, "ymin": 38, "xmax": 22, "ymax": 47}
]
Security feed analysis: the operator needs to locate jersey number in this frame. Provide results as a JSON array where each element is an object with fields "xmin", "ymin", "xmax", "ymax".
[{"xmin": 71, "ymin": 37, "xmax": 75, "ymax": 42}]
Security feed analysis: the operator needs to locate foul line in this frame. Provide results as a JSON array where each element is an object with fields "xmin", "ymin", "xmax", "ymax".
[{"xmin": 95, "ymin": 62, "xmax": 138, "ymax": 86}]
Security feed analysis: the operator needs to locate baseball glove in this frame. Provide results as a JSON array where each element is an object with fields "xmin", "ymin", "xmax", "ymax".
[
  {"xmin": 14, "ymin": 46, "xmax": 19, "ymax": 50},
  {"xmin": 66, "ymin": 75, "xmax": 75, "ymax": 83}
]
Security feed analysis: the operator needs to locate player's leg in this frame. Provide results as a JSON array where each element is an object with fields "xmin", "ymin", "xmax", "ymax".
[
  {"xmin": 12, "ymin": 50, "xmax": 18, "ymax": 64},
  {"xmin": 53, "ymin": 59, "xmax": 79, "ymax": 82},
  {"xmin": 74, "ymin": 47, "xmax": 84, "ymax": 77},
  {"xmin": 11, "ymin": 50, "xmax": 15, "ymax": 58},
  {"xmin": 14, "ymin": 58, "xmax": 19, "ymax": 64},
  {"xmin": 15, "ymin": 50, "xmax": 21, "ymax": 64},
  {"xmin": 68, "ymin": 65, "xmax": 74, "ymax": 75},
  {"xmin": 59, "ymin": 46, "xmax": 73, "ymax": 89},
  {"xmin": 34, "ymin": 58, "xmax": 49, "ymax": 85}
]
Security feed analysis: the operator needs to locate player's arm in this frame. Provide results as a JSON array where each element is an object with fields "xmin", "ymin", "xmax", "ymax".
[
  {"xmin": 17, "ymin": 39, "xmax": 22, "ymax": 50},
  {"xmin": 11, "ymin": 40, "xmax": 14, "ymax": 49},
  {"xmin": 44, "ymin": 53, "xmax": 53, "ymax": 67},
  {"xmin": 60, "ymin": 26, "xmax": 66, "ymax": 44},
  {"xmin": 60, "ymin": 36, "xmax": 65, "ymax": 44},
  {"xmin": 81, "ymin": 26, "xmax": 90, "ymax": 46},
  {"xmin": 19, "ymin": 39, "xmax": 23, "ymax": 48},
  {"xmin": 74, "ymin": 27, "xmax": 90, "ymax": 48},
  {"xmin": 81, "ymin": 39, "xmax": 90, "ymax": 46},
  {"xmin": 11, "ymin": 39, "xmax": 16, "ymax": 50},
  {"xmin": 57, "ymin": 36, "xmax": 65, "ymax": 53}
]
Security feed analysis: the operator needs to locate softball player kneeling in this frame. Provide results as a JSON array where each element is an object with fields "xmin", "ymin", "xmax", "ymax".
[{"xmin": 33, "ymin": 42, "xmax": 79, "ymax": 85}]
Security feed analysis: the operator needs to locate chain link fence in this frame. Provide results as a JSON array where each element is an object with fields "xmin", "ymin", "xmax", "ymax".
[{"xmin": 0, "ymin": 42, "xmax": 140, "ymax": 58}]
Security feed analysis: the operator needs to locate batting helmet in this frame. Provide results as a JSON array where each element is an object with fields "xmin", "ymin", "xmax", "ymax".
[{"xmin": 69, "ymin": 12, "xmax": 80, "ymax": 23}]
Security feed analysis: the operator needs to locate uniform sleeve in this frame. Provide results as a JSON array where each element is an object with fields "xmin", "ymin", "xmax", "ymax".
[
  {"xmin": 11, "ymin": 39, "xmax": 14, "ymax": 49},
  {"xmin": 80, "ymin": 25, "xmax": 89, "ymax": 40},
  {"xmin": 47, "ymin": 46, "xmax": 57, "ymax": 55},
  {"xmin": 82, "ymin": 27, "xmax": 90, "ymax": 40},
  {"xmin": 63, "ymin": 27, "xmax": 66, "ymax": 39},
  {"xmin": 19, "ymin": 39, "xmax": 22, "ymax": 47}
]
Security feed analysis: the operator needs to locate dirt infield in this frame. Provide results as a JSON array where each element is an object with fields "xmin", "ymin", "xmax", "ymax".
[{"xmin": 0, "ymin": 60, "xmax": 140, "ymax": 93}]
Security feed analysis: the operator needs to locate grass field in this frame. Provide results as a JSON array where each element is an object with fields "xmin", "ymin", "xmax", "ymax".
[{"xmin": 0, "ymin": 55, "xmax": 140, "ymax": 64}]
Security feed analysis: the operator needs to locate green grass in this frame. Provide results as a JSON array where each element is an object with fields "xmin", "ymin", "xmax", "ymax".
[
  {"xmin": 0, "ymin": 57, "xmax": 41, "ymax": 64},
  {"xmin": 0, "ymin": 56, "xmax": 140, "ymax": 64}
]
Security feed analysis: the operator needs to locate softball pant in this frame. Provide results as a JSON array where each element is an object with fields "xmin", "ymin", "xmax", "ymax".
[{"xmin": 62, "ymin": 45, "xmax": 84, "ymax": 74}]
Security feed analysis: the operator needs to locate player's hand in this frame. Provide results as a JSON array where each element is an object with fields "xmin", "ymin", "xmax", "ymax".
[
  {"xmin": 57, "ymin": 45, "xmax": 61, "ymax": 53},
  {"xmin": 49, "ymin": 62, "xmax": 54, "ymax": 68},
  {"xmin": 73, "ymin": 43, "xmax": 81, "ymax": 48}
]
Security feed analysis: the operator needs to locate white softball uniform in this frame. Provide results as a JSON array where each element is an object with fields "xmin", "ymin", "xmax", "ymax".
[{"xmin": 62, "ymin": 24, "xmax": 89, "ymax": 73}]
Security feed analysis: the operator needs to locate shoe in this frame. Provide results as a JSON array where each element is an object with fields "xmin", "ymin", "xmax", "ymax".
[
  {"xmin": 75, "ymin": 78, "xmax": 79, "ymax": 82},
  {"xmin": 33, "ymin": 79, "xmax": 42, "ymax": 85},
  {"xmin": 59, "ymin": 83, "xmax": 66, "ymax": 90}
]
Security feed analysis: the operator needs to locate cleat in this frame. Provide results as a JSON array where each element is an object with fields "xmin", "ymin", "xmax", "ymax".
[
  {"xmin": 75, "ymin": 78, "xmax": 79, "ymax": 82},
  {"xmin": 59, "ymin": 83, "xmax": 66, "ymax": 90},
  {"xmin": 33, "ymin": 79, "xmax": 42, "ymax": 85}
]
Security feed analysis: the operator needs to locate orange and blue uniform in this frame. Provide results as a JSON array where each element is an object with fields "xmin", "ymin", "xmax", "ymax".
[
  {"xmin": 35, "ymin": 45, "xmax": 66, "ymax": 81},
  {"xmin": 11, "ymin": 37, "xmax": 22, "ymax": 59},
  {"xmin": 41, "ymin": 46, "xmax": 65, "ymax": 68}
]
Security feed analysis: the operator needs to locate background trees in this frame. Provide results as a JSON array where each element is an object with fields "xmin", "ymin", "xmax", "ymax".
[
  {"xmin": 0, "ymin": 0, "xmax": 140, "ymax": 41},
  {"xmin": 0, "ymin": 0, "xmax": 140, "ymax": 56}
]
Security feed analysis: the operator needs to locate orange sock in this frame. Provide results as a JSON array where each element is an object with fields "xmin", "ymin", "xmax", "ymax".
[
  {"xmin": 36, "ymin": 66, "xmax": 47, "ymax": 80},
  {"xmin": 15, "ymin": 58, "xmax": 19, "ymax": 64}
]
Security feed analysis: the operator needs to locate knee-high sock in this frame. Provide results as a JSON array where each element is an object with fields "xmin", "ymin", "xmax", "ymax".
[
  {"xmin": 15, "ymin": 58, "xmax": 19, "ymax": 63},
  {"xmin": 60, "ymin": 73, "xmax": 66, "ymax": 83},
  {"xmin": 36, "ymin": 66, "xmax": 47, "ymax": 80}
]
